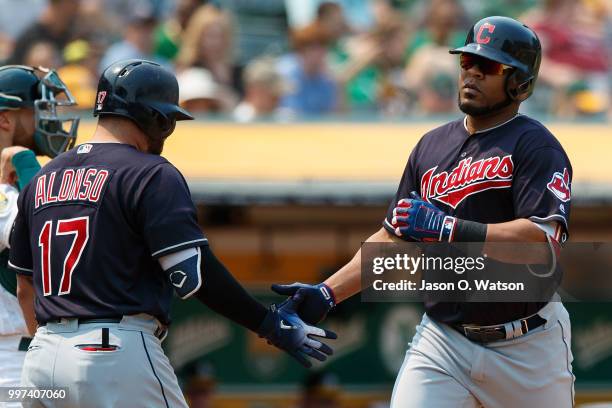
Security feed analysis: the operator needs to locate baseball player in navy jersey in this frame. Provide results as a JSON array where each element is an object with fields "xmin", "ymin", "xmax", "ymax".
[
  {"xmin": 273, "ymin": 16, "xmax": 575, "ymax": 407},
  {"xmin": 9, "ymin": 59, "xmax": 335, "ymax": 408},
  {"xmin": 0, "ymin": 65, "xmax": 79, "ymax": 408}
]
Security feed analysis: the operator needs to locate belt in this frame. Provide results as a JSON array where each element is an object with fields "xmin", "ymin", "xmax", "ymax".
[
  {"xmin": 18, "ymin": 336, "xmax": 32, "ymax": 351},
  {"xmin": 453, "ymin": 314, "xmax": 546, "ymax": 343},
  {"xmin": 40, "ymin": 317, "xmax": 167, "ymax": 340}
]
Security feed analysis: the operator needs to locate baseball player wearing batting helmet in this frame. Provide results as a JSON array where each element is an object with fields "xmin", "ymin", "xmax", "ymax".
[
  {"xmin": 10, "ymin": 59, "xmax": 335, "ymax": 408},
  {"xmin": 0, "ymin": 65, "xmax": 78, "ymax": 408},
  {"xmin": 273, "ymin": 16, "xmax": 575, "ymax": 407}
]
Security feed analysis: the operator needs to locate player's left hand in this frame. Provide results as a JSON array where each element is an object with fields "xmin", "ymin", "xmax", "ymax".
[
  {"xmin": 0, "ymin": 146, "xmax": 28, "ymax": 185},
  {"xmin": 257, "ymin": 292, "xmax": 337, "ymax": 368},
  {"xmin": 390, "ymin": 191, "xmax": 457, "ymax": 242}
]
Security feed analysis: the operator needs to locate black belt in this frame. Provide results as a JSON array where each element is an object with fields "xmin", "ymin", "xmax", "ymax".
[
  {"xmin": 18, "ymin": 336, "xmax": 32, "ymax": 351},
  {"xmin": 453, "ymin": 314, "xmax": 546, "ymax": 343}
]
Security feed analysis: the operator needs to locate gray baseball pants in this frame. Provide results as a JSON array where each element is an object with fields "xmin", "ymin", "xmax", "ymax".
[
  {"xmin": 21, "ymin": 314, "xmax": 187, "ymax": 408},
  {"xmin": 390, "ymin": 302, "xmax": 575, "ymax": 408}
]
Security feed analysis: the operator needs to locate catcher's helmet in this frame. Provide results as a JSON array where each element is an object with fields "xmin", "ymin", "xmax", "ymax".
[
  {"xmin": 450, "ymin": 16, "xmax": 541, "ymax": 100},
  {"xmin": 94, "ymin": 59, "xmax": 193, "ymax": 141},
  {"xmin": 0, "ymin": 65, "xmax": 80, "ymax": 157}
]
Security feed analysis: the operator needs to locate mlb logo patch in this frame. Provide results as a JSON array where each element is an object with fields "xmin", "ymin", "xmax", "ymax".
[{"xmin": 77, "ymin": 144, "xmax": 93, "ymax": 154}]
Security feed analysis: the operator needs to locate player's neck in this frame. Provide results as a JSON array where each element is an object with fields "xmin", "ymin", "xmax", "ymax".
[
  {"xmin": 90, "ymin": 118, "xmax": 148, "ymax": 152},
  {"xmin": 465, "ymin": 106, "xmax": 520, "ymax": 135}
]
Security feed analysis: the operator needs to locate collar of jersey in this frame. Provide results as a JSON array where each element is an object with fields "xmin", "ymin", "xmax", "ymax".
[
  {"xmin": 463, "ymin": 113, "xmax": 521, "ymax": 135},
  {"xmin": 85, "ymin": 141, "xmax": 131, "ymax": 145}
]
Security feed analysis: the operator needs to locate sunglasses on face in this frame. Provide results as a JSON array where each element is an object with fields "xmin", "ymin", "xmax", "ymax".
[{"xmin": 459, "ymin": 54, "xmax": 513, "ymax": 76}]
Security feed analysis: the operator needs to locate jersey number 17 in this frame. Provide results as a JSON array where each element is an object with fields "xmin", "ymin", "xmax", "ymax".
[{"xmin": 38, "ymin": 216, "xmax": 90, "ymax": 296}]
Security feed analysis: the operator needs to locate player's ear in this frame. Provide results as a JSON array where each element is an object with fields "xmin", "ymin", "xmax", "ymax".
[
  {"xmin": 0, "ymin": 110, "xmax": 12, "ymax": 132},
  {"xmin": 511, "ymin": 79, "xmax": 533, "ymax": 102}
]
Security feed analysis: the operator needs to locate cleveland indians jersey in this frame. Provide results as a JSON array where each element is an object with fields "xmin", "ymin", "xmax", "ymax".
[
  {"xmin": 385, "ymin": 114, "xmax": 572, "ymax": 325},
  {"xmin": 9, "ymin": 143, "xmax": 207, "ymax": 325}
]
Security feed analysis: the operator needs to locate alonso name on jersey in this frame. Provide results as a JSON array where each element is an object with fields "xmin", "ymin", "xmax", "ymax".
[{"xmin": 34, "ymin": 168, "xmax": 111, "ymax": 209}]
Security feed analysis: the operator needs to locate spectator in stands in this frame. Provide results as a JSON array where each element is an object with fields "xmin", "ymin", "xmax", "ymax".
[
  {"xmin": 23, "ymin": 41, "xmax": 62, "ymax": 69},
  {"xmin": 177, "ymin": 67, "xmax": 237, "ymax": 114},
  {"xmin": 154, "ymin": 0, "xmax": 202, "ymax": 61},
  {"xmin": 285, "ymin": 0, "xmax": 373, "ymax": 32},
  {"xmin": 216, "ymin": 0, "xmax": 289, "ymax": 67},
  {"xmin": 405, "ymin": 0, "xmax": 465, "ymax": 60},
  {"xmin": 8, "ymin": 0, "xmax": 80, "ymax": 65},
  {"xmin": 57, "ymin": 40, "xmax": 102, "ymax": 109},
  {"xmin": 371, "ymin": 0, "xmax": 400, "ymax": 29},
  {"xmin": 176, "ymin": 5, "xmax": 242, "ymax": 95},
  {"xmin": 312, "ymin": 2, "xmax": 351, "ymax": 46},
  {"xmin": 98, "ymin": 2, "xmax": 169, "ymax": 73},
  {"xmin": 404, "ymin": 48, "xmax": 458, "ymax": 114},
  {"xmin": 404, "ymin": 0, "xmax": 464, "ymax": 114},
  {"xmin": 70, "ymin": 0, "xmax": 122, "ymax": 49},
  {"xmin": 277, "ymin": 25, "xmax": 338, "ymax": 116},
  {"xmin": 334, "ymin": 16, "xmax": 410, "ymax": 114},
  {"xmin": 522, "ymin": 0, "xmax": 611, "ymax": 116},
  {"xmin": 233, "ymin": 56, "xmax": 289, "ymax": 122}
]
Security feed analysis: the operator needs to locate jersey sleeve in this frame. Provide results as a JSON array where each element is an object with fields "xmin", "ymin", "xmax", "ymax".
[
  {"xmin": 383, "ymin": 149, "xmax": 419, "ymax": 233},
  {"xmin": 135, "ymin": 163, "xmax": 207, "ymax": 258},
  {"xmin": 512, "ymin": 145, "xmax": 572, "ymax": 242},
  {"xmin": 8, "ymin": 185, "xmax": 33, "ymax": 275}
]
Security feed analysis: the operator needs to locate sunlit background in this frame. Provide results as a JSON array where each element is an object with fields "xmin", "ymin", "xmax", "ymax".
[{"xmin": 4, "ymin": 0, "xmax": 612, "ymax": 406}]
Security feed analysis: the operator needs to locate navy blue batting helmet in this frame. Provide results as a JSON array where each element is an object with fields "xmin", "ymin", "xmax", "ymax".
[
  {"xmin": 94, "ymin": 60, "xmax": 193, "ymax": 141},
  {"xmin": 450, "ymin": 16, "xmax": 542, "ymax": 99}
]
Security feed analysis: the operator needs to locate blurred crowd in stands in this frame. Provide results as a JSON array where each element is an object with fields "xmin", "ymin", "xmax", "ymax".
[{"xmin": 1, "ymin": 0, "xmax": 611, "ymax": 121}]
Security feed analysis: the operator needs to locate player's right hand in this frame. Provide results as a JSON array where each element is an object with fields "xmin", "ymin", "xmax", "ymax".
[
  {"xmin": 257, "ymin": 292, "xmax": 337, "ymax": 368},
  {"xmin": 390, "ymin": 191, "xmax": 456, "ymax": 242},
  {"xmin": 0, "ymin": 146, "xmax": 28, "ymax": 185},
  {"xmin": 271, "ymin": 282, "xmax": 336, "ymax": 324}
]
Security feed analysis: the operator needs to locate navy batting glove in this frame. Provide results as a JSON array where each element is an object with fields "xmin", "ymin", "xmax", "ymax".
[
  {"xmin": 257, "ymin": 293, "xmax": 337, "ymax": 368},
  {"xmin": 271, "ymin": 282, "xmax": 336, "ymax": 325},
  {"xmin": 390, "ymin": 191, "xmax": 457, "ymax": 242}
]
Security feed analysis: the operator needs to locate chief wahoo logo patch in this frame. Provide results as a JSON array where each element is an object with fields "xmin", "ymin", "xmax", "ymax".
[{"xmin": 547, "ymin": 168, "xmax": 571, "ymax": 202}]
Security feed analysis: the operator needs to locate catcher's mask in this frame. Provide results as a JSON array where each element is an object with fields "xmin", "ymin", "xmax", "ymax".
[{"xmin": 0, "ymin": 65, "xmax": 80, "ymax": 157}]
